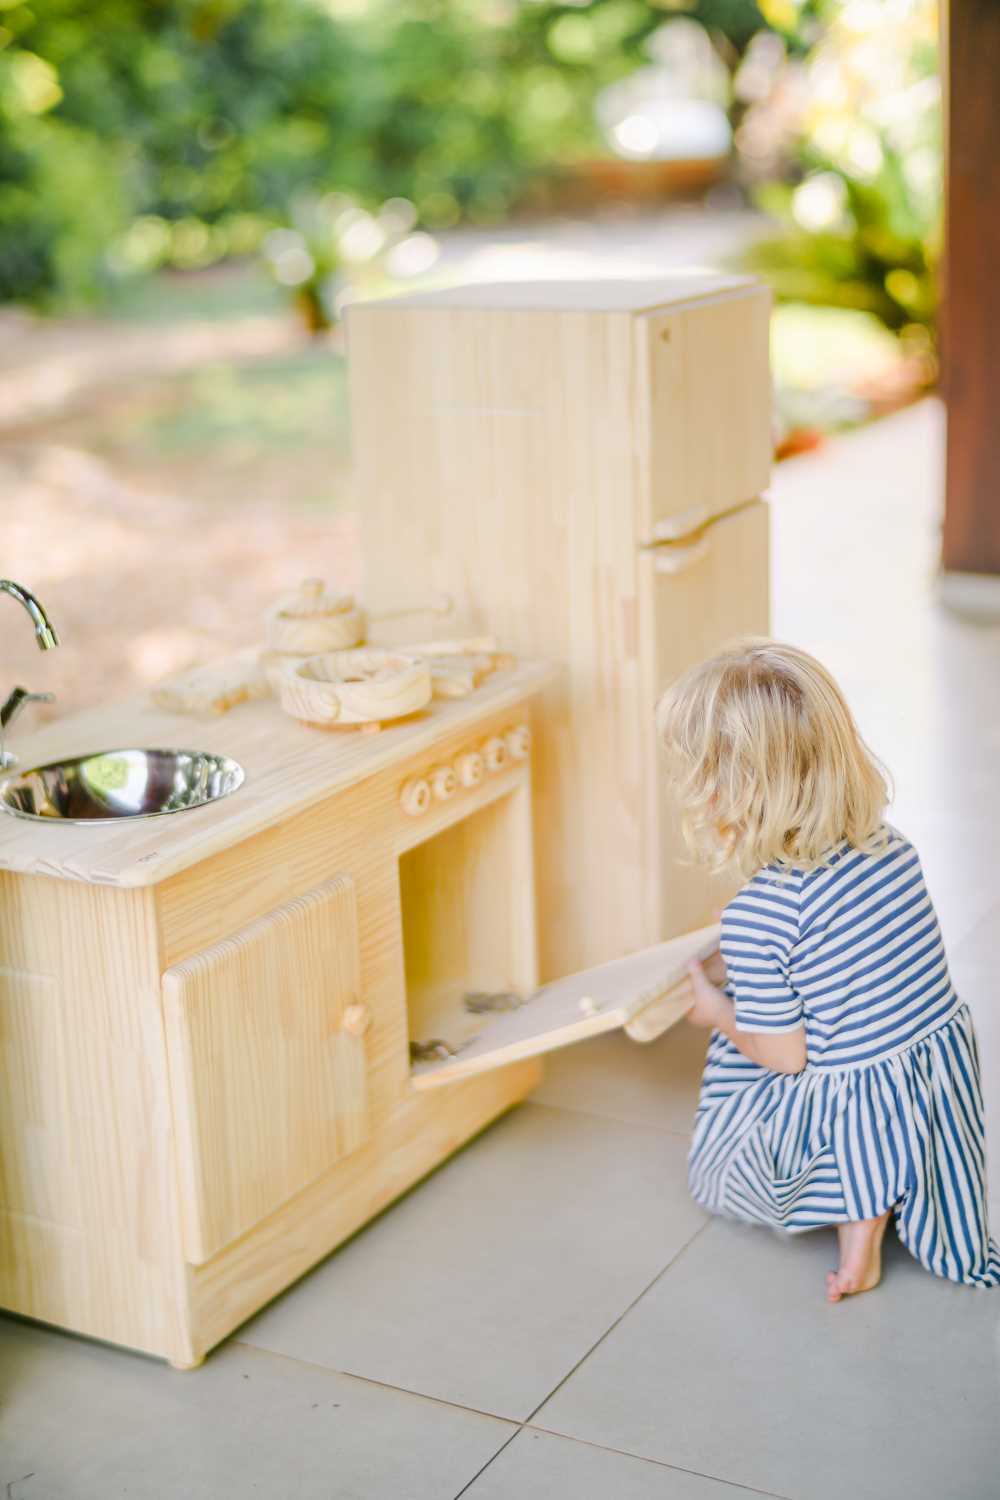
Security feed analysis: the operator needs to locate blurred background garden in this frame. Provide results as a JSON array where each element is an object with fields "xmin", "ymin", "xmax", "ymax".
[{"xmin": 1, "ymin": 0, "xmax": 940, "ymax": 709}]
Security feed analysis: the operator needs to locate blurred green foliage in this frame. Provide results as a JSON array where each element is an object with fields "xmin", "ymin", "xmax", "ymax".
[
  {"xmin": 0, "ymin": 48, "xmax": 129, "ymax": 304},
  {"xmin": 747, "ymin": 162, "xmax": 938, "ymax": 333},
  {"xmin": 1, "ymin": 0, "xmax": 780, "ymax": 309},
  {"xmin": 741, "ymin": 0, "xmax": 940, "ymax": 342},
  {"xmin": 0, "ymin": 0, "xmax": 939, "ymax": 352}
]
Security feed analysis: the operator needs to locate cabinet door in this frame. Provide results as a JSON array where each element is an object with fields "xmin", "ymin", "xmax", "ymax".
[
  {"xmin": 637, "ymin": 498, "xmax": 771, "ymax": 944},
  {"xmin": 633, "ymin": 289, "xmax": 772, "ymax": 544},
  {"xmin": 163, "ymin": 877, "xmax": 368, "ymax": 1264},
  {"xmin": 411, "ymin": 922, "xmax": 719, "ymax": 1090}
]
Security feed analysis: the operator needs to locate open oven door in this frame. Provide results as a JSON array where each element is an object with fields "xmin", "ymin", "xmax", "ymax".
[{"xmin": 410, "ymin": 922, "xmax": 720, "ymax": 1091}]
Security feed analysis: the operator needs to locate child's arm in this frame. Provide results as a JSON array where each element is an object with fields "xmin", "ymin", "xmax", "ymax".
[{"xmin": 685, "ymin": 958, "xmax": 807, "ymax": 1075}]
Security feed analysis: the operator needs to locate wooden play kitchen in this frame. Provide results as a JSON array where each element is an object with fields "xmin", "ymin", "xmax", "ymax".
[
  {"xmin": 349, "ymin": 272, "xmax": 772, "ymax": 977},
  {"xmin": 0, "ymin": 273, "xmax": 770, "ymax": 1369}
]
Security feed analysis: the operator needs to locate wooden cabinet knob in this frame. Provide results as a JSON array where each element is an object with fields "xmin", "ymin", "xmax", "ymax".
[
  {"xmin": 504, "ymin": 724, "xmax": 531, "ymax": 760},
  {"xmin": 430, "ymin": 764, "xmax": 458, "ymax": 800},
  {"xmin": 482, "ymin": 736, "xmax": 508, "ymax": 772},
  {"xmin": 343, "ymin": 1003, "xmax": 371, "ymax": 1037},
  {"xmin": 456, "ymin": 751, "xmax": 484, "ymax": 788},
  {"xmin": 400, "ymin": 777, "xmax": 431, "ymax": 815}
]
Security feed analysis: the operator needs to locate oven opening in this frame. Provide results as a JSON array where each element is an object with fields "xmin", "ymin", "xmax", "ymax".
[{"xmin": 398, "ymin": 787, "xmax": 537, "ymax": 1074}]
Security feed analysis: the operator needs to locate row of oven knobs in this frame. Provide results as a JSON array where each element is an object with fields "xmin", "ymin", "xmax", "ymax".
[{"xmin": 400, "ymin": 724, "xmax": 531, "ymax": 816}]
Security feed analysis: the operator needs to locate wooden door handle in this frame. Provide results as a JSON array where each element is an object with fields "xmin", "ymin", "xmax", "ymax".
[
  {"xmin": 649, "ymin": 503, "xmax": 711, "ymax": 543},
  {"xmin": 650, "ymin": 536, "xmax": 712, "ymax": 575},
  {"xmin": 342, "ymin": 1003, "xmax": 371, "ymax": 1037}
]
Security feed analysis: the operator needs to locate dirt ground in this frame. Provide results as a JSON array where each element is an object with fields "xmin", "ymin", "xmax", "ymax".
[
  {"xmin": 1, "ymin": 287, "xmax": 360, "ymax": 733},
  {"xmin": 2, "ymin": 443, "xmax": 361, "ymax": 724}
]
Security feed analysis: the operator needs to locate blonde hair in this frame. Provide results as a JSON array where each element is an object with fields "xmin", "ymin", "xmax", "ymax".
[{"xmin": 655, "ymin": 638, "xmax": 892, "ymax": 878}]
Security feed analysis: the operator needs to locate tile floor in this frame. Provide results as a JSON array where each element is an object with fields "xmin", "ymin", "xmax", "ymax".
[{"xmin": 5, "ymin": 400, "xmax": 1000, "ymax": 1500}]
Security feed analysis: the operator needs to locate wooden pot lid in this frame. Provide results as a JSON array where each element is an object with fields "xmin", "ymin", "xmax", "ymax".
[{"xmin": 266, "ymin": 578, "xmax": 365, "ymax": 654}]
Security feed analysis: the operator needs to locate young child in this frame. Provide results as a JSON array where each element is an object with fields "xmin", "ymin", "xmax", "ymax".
[{"xmin": 656, "ymin": 637, "xmax": 1000, "ymax": 1301}]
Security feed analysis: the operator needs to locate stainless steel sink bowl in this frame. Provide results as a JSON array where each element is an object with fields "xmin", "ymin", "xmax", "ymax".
[{"xmin": 0, "ymin": 748, "xmax": 245, "ymax": 823}]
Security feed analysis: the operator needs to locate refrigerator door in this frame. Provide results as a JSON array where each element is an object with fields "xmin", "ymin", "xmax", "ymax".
[
  {"xmin": 637, "ymin": 497, "xmax": 771, "ymax": 944},
  {"xmin": 633, "ymin": 290, "xmax": 773, "ymax": 545},
  {"xmin": 410, "ymin": 922, "xmax": 720, "ymax": 1090}
]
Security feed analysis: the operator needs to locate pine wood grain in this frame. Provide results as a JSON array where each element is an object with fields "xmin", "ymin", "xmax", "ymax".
[
  {"xmin": 186, "ymin": 1057, "xmax": 543, "ymax": 1362},
  {"xmin": 348, "ymin": 277, "xmax": 771, "ymax": 979},
  {"xmin": 0, "ymin": 660, "xmax": 556, "ymax": 887},
  {"xmin": 636, "ymin": 499, "xmax": 770, "ymax": 942},
  {"xmin": 411, "ymin": 922, "xmax": 719, "ymax": 1088},
  {"xmin": 0, "ymin": 688, "xmax": 550, "ymax": 1366},
  {"xmin": 0, "ymin": 875, "xmax": 193, "ymax": 1363},
  {"xmin": 163, "ymin": 878, "xmax": 369, "ymax": 1264},
  {"xmin": 401, "ymin": 781, "xmax": 538, "ymax": 1054},
  {"xmin": 634, "ymin": 296, "xmax": 772, "ymax": 543}
]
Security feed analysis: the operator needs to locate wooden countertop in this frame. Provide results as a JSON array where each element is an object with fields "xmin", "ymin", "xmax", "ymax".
[{"xmin": 0, "ymin": 659, "xmax": 556, "ymax": 888}]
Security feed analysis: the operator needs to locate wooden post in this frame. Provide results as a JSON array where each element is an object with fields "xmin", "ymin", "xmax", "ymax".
[{"xmin": 941, "ymin": 0, "xmax": 1000, "ymax": 610}]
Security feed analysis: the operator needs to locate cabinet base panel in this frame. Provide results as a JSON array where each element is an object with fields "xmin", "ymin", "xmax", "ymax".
[
  {"xmin": 182, "ymin": 1057, "xmax": 543, "ymax": 1365},
  {"xmin": 0, "ymin": 1212, "xmax": 189, "ymax": 1363},
  {"xmin": 1, "ymin": 1061, "xmax": 542, "ymax": 1367}
]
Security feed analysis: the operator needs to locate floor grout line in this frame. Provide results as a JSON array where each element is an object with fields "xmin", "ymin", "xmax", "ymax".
[
  {"xmin": 448, "ymin": 1417, "xmax": 801, "ymax": 1500},
  {"xmin": 528, "ymin": 1098, "xmax": 698, "ymax": 1139},
  {"xmin": 519, "ymin": 1216, "xmax": 712, "ymax": 1428},
  {"xmin": 230, "ymin": 1209, "xmax": 706, "ymax": 1428},
  {"xmin": 231, "ymin": 1217, "xmax": 718, "ymax": 1499},
  {"xmin": 522, "ymin": 1095, "xmax": 705, "ymax": 1146},
  {"xmin": 234, "ymin": 1090, "xmax": 713, "ymax": 1500},
  {"xmin": 450, "ymin": 1426, "xmax": 524, "ymax": 1500},
  {"xmin": 227, "ymin": 1338, "xmax": 520, "ymax": 1427},
  {"xmin": 517, "ymin": 1426, "xmax": 802, "ymax": 1500}
]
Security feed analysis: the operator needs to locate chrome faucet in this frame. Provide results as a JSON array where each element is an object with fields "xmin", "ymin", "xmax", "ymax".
[
  {"xmin": 1, "ymin": 579, "xmax": 60, "ymax": 651},
  {"xmin": 1, "ymin": 579, "xmax": 60, "ymax": 770},
  {"xmin": 2, "ymin": 686, "xmax": 55, "ymax": 732}
]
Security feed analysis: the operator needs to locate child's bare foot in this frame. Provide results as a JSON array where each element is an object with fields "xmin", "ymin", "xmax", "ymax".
[{"xmin": 826, "ymin": 1209, "xmax": 892, "ymax": 1303}]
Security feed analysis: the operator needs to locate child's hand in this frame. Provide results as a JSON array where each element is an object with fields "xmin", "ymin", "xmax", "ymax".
[
  {"xmin": 684, "ymin": 958, "xmax": 730, "ymax": 1030},
  {"xmin": 700, "ymin": 946, "xmax": 727, "ymax": 988}
]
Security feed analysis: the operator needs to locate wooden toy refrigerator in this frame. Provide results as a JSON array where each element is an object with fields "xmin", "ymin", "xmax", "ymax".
[{"xmin": 348, "ymin": 275, "xmax": 773, "ymax": 979}]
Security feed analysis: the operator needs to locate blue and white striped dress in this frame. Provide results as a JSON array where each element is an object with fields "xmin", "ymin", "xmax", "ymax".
[{"xmin": 688, "ymin": 826, "xmax": 1000, "ymax": 1286}]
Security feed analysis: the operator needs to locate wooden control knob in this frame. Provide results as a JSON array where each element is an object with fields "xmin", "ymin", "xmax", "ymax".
[
  {"xmin": 343, "ymin": 1003, "xmax": 371, "ymax": 1036},
  {"xmin": 456, "ymin": 751, "xmax": 484, "ymax": 788},
  {"xmin": 430, "ymin": 764, "xmax": 458, "ymax": 801},
  {"xmin": 400, "ymin": 777, "xmax": 431, "ymax": 815},
  {"xmin": 504, "ymin": 724, "xmax": 531, "ymax": 760},
  {"xmin": 482, "ymin": 736, "xmax": 508, "ymax": 772}
]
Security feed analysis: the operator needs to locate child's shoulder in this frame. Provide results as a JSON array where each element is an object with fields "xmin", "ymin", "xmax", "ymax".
[
  {"xmin": 789, "ymin": 824, "xmax": 920, "ymax": 909},
  {"xmin": 728, "ymin": 824, "xmax": 918, "ymax": 912}
]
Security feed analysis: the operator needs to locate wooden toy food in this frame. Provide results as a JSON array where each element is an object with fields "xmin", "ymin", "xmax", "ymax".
[
  {"xmin": 397, "ymin": 636, "xmax": 512, "ymax": 699},
  {"xmin": 151, "ymin": 649, "xmax": 271, "ymax": 716},
  {"xmin": 425, "ymin": 653, "xmax": 499, "ymax": 699}
]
